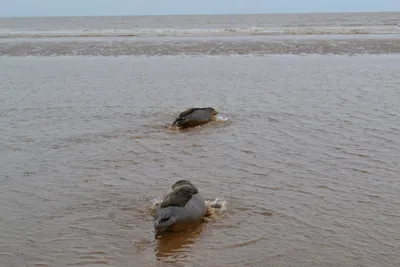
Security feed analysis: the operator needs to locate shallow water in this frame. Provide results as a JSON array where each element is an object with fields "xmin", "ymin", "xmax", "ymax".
[
  {"xmin": 1, "ymin": 12, "xmax": 400, "ymax": 57},
  {"xmin": 1, "ymin": 54, "xmax": 400, "ymax": 267},
  {"xmin": 1, "ymin": 12, "xmax": 400, "ymax": 38}
]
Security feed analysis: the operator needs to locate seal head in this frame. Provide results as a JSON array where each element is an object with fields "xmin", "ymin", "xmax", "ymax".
[{"xmin": 154, "ymin": 206, "xmax": 176, "ymax": 231}]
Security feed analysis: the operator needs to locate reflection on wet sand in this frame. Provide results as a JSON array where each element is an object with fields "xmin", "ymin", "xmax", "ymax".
[{"xmin": 155, "ymin": 222, "xmax": 206, "ymax": 263}]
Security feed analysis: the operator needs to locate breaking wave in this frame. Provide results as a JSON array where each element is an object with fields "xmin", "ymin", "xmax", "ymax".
[{"xmin": 1, "ymin": 26, "xmax": 400, "ymax": 39}]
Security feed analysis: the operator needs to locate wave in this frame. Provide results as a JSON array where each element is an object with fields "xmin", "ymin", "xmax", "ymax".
[{"xmin": 1, "ymin": 26, "xmax": 400, "ymax": 39}]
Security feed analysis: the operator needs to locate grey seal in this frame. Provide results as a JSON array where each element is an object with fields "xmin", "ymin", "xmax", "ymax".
[
  {"xmin": 154, "ymin": 180, "xmax": 208, "ymax": 233},
  {"xmin": 172, "ymin": 107, "xmax": 218, "ymax": 129}
]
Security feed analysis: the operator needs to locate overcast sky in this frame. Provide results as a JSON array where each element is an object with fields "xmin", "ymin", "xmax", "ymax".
[{"xmin": 1, "ymin": 0, "xmax": 399, "ymax": 17}]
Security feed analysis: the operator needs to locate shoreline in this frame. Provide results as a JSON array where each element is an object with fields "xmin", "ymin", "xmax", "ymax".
[{"xmin": 1, "ymin": 26, "xmax": 400, "ymax": 40}]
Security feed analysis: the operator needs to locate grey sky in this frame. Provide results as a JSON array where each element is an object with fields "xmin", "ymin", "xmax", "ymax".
[{"xmin": 1, "ymin": 0, "xmax": 399, "ymax": 17}]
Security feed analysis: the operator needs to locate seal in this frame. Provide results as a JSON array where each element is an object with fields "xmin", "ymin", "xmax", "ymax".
[
  {"xmin": 172, "ymin": 107, "xmax": 218, "ymax": 129},
  {"xmin": 154, "ymin": 180, "xmax": 208, "ymax": 233}
]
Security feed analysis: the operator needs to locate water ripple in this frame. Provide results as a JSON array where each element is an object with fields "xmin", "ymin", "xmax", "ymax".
[{"xmin": 1, "ymin": 55, "xmax": 400, "ymax": 267}]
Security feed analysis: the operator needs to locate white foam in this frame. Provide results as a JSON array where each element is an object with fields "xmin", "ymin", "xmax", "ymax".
[
  {"xmin": 150, "ymin": 197, "xmax": 162, "ymax": 206},
  {"xmin": 205, "ymin": 198, "xmax": 227, "ymax": 212},
  {"xmin": 150, "ymin": 197, "xmax": 162, "ymax": 213},
  {"xmin": 215, "ymin": 114, "xmax": 229, "ymax": 122},
  {"xmin": 2, "ymin": 26, "xmax": 400, "ymax": 39}
]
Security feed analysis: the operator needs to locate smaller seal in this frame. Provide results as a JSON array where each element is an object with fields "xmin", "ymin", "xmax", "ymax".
[
  {"xmin": 154, "ymin": 180, "xmax": 208, "ymax": 233},
  {"xmin": 172, "ymin": 107, "xmax": 218, "ymax": 129}
]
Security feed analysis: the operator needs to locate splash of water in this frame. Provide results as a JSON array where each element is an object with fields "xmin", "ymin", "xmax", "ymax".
[
  {"xmin": 204, "ymin": 198, "xmax": 227, "ymax": 220},
  {"xmin": 214, "ymin": 114, "xmax": 229, "ymax": 122}
]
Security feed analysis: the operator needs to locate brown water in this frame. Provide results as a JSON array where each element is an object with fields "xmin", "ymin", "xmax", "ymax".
[
  {"xmin": 1, "ymin": 12, "xmax": 400, "ymax": 267},
  {"xmin": 1, "ymin": 54, "xmax": 400, "ymax": 267}
]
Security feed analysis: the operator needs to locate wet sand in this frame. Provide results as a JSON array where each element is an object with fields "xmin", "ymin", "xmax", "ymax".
[{"xmin": 1, "ymin": 35, "xmax": 400, "ymax": 56}]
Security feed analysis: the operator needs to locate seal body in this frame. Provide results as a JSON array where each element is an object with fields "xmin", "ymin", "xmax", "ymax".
[
  {"xmin": 172, "ymin": 107, "xmax": 218, "ymax": 129},
  {"xmin": 154, "ymin": 180, "xmax": 208, "ymax": 232}
]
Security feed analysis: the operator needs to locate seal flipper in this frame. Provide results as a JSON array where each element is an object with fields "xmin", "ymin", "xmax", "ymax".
[
  {"xmin": 160, "ymin": 185, "xmax": 198, "ymax": 208},
  {"xmin": 172, "ymin": 108, "xmax": 197, "ymax": 126},
  {"xmin": 172, "ymin": 115, "xmax": 189, "ymax": 126},
  {"xmin": 172, "ymin": 116, "xmax": 188, "ymax": 127}
]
